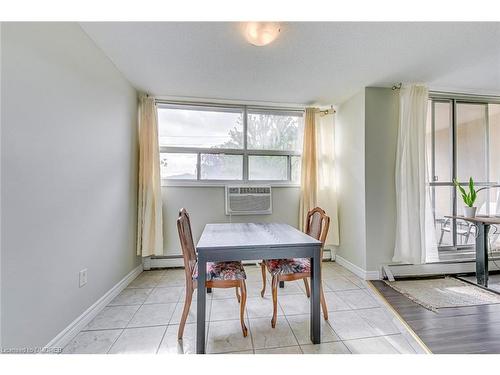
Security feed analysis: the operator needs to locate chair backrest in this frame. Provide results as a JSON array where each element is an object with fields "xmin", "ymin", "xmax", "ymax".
[
  {"xmin": 305, "ymin": 207, "xmax": 330, "ymax": 259},
  {"xmin": 177, "ymin": 208, "xmax": 197, "ymax": 282}
]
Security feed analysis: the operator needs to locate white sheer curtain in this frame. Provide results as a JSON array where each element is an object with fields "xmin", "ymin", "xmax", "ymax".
[
  {"xmin": 299, "ymin": 108, "xmax": 339, "ymax": 246},
  {"xmin": 393, "ymin": 85, "xmax": 438, "ymax": 264},
  {"xmin": 137, "ymin": 94, "xmax": 164, "ymax": 257},
  {"xmin": 316, "ymin": 112, "xmax": 339, "ymax": 247}
]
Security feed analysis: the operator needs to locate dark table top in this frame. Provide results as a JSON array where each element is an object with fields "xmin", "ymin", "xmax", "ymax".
[
  {"xmin": 445, "ymin": 215, "xmax": 500, "ymax": 225},
  {"xmin": 197, "ymin": 222, "xmax": 321, "ymax": 251}
]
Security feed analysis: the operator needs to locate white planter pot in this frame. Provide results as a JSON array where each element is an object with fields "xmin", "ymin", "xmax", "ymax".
[{"xmin": 463, "ymin": 206, "xmax": 477, "ymax": 218}]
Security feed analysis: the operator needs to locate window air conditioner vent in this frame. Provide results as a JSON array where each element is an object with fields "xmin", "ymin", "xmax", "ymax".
[{"xmin": 225, "ymin": 186, "xmax": 272, "ymax": 215}]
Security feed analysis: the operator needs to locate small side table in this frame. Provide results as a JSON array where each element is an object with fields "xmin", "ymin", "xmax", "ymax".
[{"xmin": 446, "ymin": 215, "xmax": 500, "ymax": 287}]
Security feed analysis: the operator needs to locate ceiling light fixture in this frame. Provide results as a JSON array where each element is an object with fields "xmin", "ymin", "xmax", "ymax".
[{"xmin": 243, "ymin": 22, "xmax": 281, "ymax": 46}]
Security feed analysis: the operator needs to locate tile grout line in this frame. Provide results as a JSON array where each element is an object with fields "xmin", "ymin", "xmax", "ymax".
[
  {"xmin": 123, "ymin": 286, "xmax": 155, "ymax": 329},
  {"xmin": 282, "ymin": 283, "xmax": 354, "ymax": 354},
  {"xmin": 158, "ymin": 285, "xmax": 181, "ymax": 354},
  {"xmin": 205, "ymin": 293, "xmax": 213, "ymax": 352},
  {"xmin": 323, "ymin": 291, "xmax": 411, "ymax": 350},
  {"xmin": 257, "ymin": 278, "xmax": 305, "ymax": 351},
  {"xmin": 243, "ymin": 269, "xmax": 262, "ymax": 354},
  {"xmin": 109, "ymin": 272, "xmax": 178, "ymax": 353},
  {"xmin": 244, "ymin": 304, "xmax": 256, "ymax": 354},
  {"xmin": 105, "ymin": 328, "xmax": 126, "ymax": 354},
  {"xmin": 255, "ymin": 344, "xmax": 302, "ymax": 354},
  {"xmin": 341, "ymin": 303, "xmax": 397, "ymax": 334},
  {"xmin": 339, "ymin": 340, "xmax": 353, "ymax": 354},
  {"xmin": 340, "ymin": 333, "xmax": 417, "ymax": 354},
  {"xmin": 64, "ymin": 274, "xmax": 149, "ymax": 351},
  {"xmin": 79, "ymin": 265, "xmax": 386, "ymax": 354},
  {"xmin": 106, "ymin": 275, "xmax": 156, "ymax": 353},
  {"xmin": 323, "ymin": 316, "xmax": 345, "ymax": 344},
  {"xmin": 281, "ymin": 308, "xmax": 303, "ymax": 353},
  {"xmin": 342, "ymin": 331, "xmax": 414, "ymax": 342},
  {"xmin": 327, "ymin": 310, "xmax": 413, "ymax": 344},
  {"xmin": 157, "ymin": 274, "xmax": 186, "ymax": 353},
  {"xmin": 279, "ymin": 303, "xmax": 384, "ymax": 318}
]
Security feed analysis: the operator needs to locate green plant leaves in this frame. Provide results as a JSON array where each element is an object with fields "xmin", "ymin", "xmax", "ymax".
[{"xmin": 454, "ymin": 177, "xmax": 477, "ymax": 207}]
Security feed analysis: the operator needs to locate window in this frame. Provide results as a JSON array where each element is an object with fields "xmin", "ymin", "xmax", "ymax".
[
  {"xmin": 248, "ymin": 155, "xmax": 288, "ymax": 180},
  {"xmin": 200, "ymin": 154, "xmax": 243, "ymax": 180},
  {"xmin": 158, "ymin": 105, "xmax": 243, "ymax": 148},
  {"xmin": 247, "ymin": 109, "xmax": 304, "ymax": 152},
  {"xmin": 157, "ymin": 103, "xmax": 304, "ymax": 184},
  {"xmin": 291, "ymin": 156, "xmax": 302, "ymax": 183},
  {"xmin": 427, "ymin": 96, "xmax": 500, "ymax": 250},
  {"xmin": 160, "ymin": 153, "xmax": 197, "ymax": 180}
]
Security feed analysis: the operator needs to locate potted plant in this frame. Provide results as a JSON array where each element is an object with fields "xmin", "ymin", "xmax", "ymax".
[{"xmin": 453, "ymin": 177, "xmax": 481, "ymax": 218}]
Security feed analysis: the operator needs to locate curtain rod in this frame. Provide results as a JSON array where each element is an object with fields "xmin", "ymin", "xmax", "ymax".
[
  {"xmin": 154, "ymin": 98, "xmax": 306, "ymax": 112},
  {"xmin": 428, "ymin": 91, "xmax": 500, "ymax": 102},
  {"xmin": 391, "ymin": 85, "xmax": 500, "ymax": 103},
  {"xmin": 392, "ymin": 82, "xmax": 402, "ymax": 90},
  {"xmin": 155, "ymin": 98, "xmax": 337, "ymax": 114},
  {"xmin": 315, "ymin": 106, "xmax": 336, "ymax": 115}
]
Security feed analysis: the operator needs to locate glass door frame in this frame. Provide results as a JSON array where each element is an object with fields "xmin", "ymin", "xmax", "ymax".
[{"xmin": 428, "ymin": 92, "xmax": 500, "ymax": 251}]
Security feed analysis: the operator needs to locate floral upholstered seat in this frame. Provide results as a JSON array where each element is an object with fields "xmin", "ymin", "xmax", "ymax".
[
  {"xmin": 192, "ymin": 261, "xmax": 247, "ymax": 281},
  {"xmin": 264, "ymin": 258, "xmax": 311, "ymax": 276},
  {"xmin": 177, "ymin": 208, "xmax": 248, "ymax": 339},
  {"xmin": 259, "ymin": 208, "xmax": 331, "ymax": 327}
]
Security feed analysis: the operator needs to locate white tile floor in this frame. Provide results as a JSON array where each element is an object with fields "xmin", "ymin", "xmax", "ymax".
[{"xmin": 63, "ymin": 262, "xmax": 426, "ymax": 354}]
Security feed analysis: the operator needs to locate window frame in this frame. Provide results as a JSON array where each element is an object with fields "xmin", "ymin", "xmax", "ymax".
[
  {"xmin": 427, "ymin": 92, "xmax": 500, "ymax": 250},
  {"xmin": 157, "ymin": 101, "xmax": 304, "ymax": 187}
]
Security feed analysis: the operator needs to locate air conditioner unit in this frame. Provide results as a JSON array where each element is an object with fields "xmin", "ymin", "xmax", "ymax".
[{"xmin": 225, "ymin": 186, "xmax": 272, "ymax": 215}]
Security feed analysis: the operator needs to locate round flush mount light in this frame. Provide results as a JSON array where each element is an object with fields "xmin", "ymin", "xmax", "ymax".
[{"xmin": 243, "ymin": 22, "xmax": 281, "ymax": 46}]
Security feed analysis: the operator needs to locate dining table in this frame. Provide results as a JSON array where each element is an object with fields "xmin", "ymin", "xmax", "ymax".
[
  {"xmin": 446, "ymin": 215, "xmax": 500, "ymax": 287},
  {"xmin": 195, "ymin": 222, "xmax": 323, "ymax": 354}
]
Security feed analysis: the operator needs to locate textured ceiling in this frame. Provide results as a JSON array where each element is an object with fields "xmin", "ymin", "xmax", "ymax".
[{"xmin": 81, "ymin": 22, "xmax": 500, "ymax": 105}]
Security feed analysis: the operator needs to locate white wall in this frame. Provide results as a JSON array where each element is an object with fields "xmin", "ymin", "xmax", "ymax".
[
  {"xmin": 335, "ymin": 90, "xmax": 367, "ymax": 270},
  {"xmin": 162, "ymin": 186, "xmax": 300, "ymax": 256},
  {"xmin": 335, "ymin": 87, "xmax": 399, "ymax": 277},
  {"xmin": 1, "ymin": 23, "xmax": 140, "ymax": 348},
  {"xmin": 364, "ymin": 87, "xmax": 399, "ymax": 271}
]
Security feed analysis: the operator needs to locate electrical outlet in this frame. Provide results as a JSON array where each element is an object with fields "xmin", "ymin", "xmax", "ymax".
[{"xmin": 79, "ymin": 269, "xmax": 88, "ymax": 288}]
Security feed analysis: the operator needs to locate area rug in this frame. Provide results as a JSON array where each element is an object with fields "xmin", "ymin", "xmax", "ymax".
[{"xmin": 384, "ymin": 277, "xmax": 500, "ymax": 311}]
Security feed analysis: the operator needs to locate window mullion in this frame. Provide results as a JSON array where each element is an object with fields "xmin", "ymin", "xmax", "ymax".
[
  {"xmin": 287, "ymin": 155, "xmax": 292, "ymax": 181},
  {"xmin": 430, "ymin": 100, "xmax": 436, "ymax": 224},
  {"xmin": 485, "ymin": 104, "xmax": 491, "ymax": 215},
  {"xmin": 196, "ymin": 153, "xmax": 201, "ymax": 180},
  {"xmin": 451, "ymin": 99, "xmax": 457, "ymax": 247},
  {"xmin": 243, "ymin": 106, "xmax": 249, "ymax": 182}
]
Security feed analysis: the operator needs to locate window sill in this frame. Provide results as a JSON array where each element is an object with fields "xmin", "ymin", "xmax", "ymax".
[{"xmin": 161, "ymin": 179, "xmax": 301, "ymax": 188}]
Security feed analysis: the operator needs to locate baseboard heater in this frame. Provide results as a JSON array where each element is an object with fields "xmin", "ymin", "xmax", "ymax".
[
  {"xmin": 381, "ymin": 259, "xmax": 500, "ymax": 280},
  {"xmin": 147, "ymin": 249, "xmax": 334, "ymax": 269}
]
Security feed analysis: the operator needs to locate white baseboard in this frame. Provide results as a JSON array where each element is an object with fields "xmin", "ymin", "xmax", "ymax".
[
  {"xmin": 45, "ymin": 264, "xmax": 143, "ymax": 350},
  {"xmin": 335, "ymin": 255, "xmax": 380, "ymax": 280}
]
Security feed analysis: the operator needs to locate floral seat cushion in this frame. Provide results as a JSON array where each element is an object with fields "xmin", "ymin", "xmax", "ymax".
[
  {"xmin": 264, "ymin": 258, "xmax": 310, "ymax": 276},
  {"xmin": 192, "ymin": 261, "xmax": 246, "ymax": 281}
]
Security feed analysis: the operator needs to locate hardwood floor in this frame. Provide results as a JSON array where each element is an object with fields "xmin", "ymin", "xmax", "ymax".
[{"xmin": 371, "ymin": 280, "xmax": 500, "ymax": 354}]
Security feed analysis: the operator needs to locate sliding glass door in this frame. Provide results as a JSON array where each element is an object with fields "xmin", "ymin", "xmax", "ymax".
[{"xmin": 427, "ymin": 95, "xmax": 500, "ymax": 251}]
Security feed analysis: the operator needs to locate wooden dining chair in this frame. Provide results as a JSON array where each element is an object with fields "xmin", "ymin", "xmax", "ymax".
[
  {"xmin": 176, "ymin": 208, "xmax": 248, "ymax": 339},
  {"xmin": 260, "ymin": 207, "xmax": 330, "ymax": 327}
]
